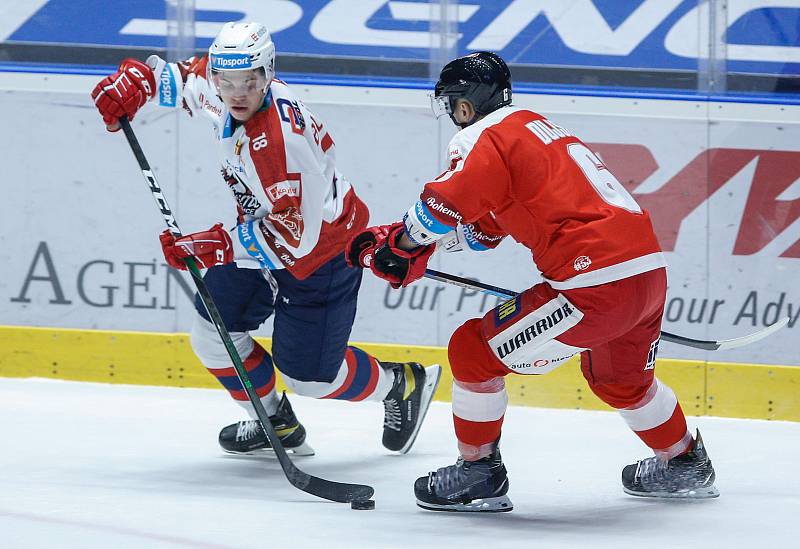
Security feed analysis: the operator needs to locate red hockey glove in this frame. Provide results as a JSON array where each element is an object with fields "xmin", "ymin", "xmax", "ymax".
[
  {"xmin": 371, "ymin": 223, "xmax": 434, "ymax": 289},
  {"xmin": 160, "ymin": 223, "xmax": 234, "ymax": 270},
  {"xmin": 91, "ymin": 58, "xmax": 156, "ymax": 131},
  {"xmin": 345, "ymin": 225, "xmax": 391, "ymax": 268}
]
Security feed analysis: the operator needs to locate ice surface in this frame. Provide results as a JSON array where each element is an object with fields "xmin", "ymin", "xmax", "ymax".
[{"xmin": 1, "ymin": 378, "xmax": 797, "ymax": 549}]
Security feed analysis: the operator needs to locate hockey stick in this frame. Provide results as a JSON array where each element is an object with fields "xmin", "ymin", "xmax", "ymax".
[
  {"xmin": 119, "ymin": 117, "xmax": 374, "ymax": 504},
  {"xmin": 424, "ymin": 268, "xmax": 788, "ymax": 351}
]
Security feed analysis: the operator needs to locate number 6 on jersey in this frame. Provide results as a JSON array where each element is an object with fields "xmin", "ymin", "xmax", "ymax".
[{"xmin": 568, "ymin": 142, "xmax": 642, "ymax": 213}]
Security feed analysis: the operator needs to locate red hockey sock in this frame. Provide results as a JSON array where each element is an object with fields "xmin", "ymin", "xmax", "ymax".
[{"xmin": 452, "ymin": 378, "xmax": 507, "ymax": 460}]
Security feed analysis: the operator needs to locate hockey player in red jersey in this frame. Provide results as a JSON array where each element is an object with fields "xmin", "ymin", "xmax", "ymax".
[
  {"xmin": 91, "ymin": 22, "xmax": 440, "ymax": 457},
  {"xmin": 347, "ymin": 51, "xmax": 718, "ymax": 512}
]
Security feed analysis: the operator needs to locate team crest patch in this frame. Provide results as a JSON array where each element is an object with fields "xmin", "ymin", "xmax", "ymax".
[
  {"xmin": 223, "ymin": 168, "xmax": 262, "ymax": 215},
  {"xmin": 268, "ymin": 207, "xmax": 304, "ymax": 246},
  {"xmin": 574, "ymin": 255, "xmax": 592, "ymax": 271}
]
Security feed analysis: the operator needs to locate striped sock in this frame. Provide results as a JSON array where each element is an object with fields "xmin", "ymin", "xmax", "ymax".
[
  {"xmin": 618, "ymin": 378, "xmax": 693, "ymax": 459},
  {"xmin": 322, "ymin": 346, "xmax": 390, "ymax": 401},
  {"xmin": 206, "ymin": 341, "xmax": 278, "ymax": 416},
  {"xmin": 280, "ymin": 346, "xmax": 394, "ymax": 402},
  {"xmin": 452, "ymin": 377, "xmax": 508, "ymax": 460}
]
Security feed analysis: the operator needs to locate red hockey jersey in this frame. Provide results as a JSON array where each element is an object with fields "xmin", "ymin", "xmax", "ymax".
[{"xmin": 404, "ymin": 107, "xmax": 666, "ymax": 289}]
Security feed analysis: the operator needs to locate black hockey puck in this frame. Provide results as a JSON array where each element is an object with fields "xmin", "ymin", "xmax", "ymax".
[{"xmin": 350, "ymin": 499, "xmax": 375, "ymax": 510}]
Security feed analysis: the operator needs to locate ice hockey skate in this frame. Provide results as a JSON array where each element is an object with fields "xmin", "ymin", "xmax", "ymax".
[
  {"xmin": 382, "ymin": 362, "xmax": 442, "ymax": 453},
  {"xmin": 218, "ymin": 392, "xmax": 314, "ymax": 456},
  {"xmin": 414, "ymin": 447, "xmax": 513, "ymax": 512},
  {"xmin": 622, "ymin": 429, "xmax": 718, "ymax": 498}
]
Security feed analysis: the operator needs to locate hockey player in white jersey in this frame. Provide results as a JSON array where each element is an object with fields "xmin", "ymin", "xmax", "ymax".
[{"xmin": 91, "ymin": 22, "xmax": 441, "ymax": 456}]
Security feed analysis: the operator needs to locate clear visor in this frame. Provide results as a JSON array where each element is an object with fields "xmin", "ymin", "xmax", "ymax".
[
  {"xmin": 211, "ymin": 69, "xmax": 267, "ymax": 96},
  {"xmin": 430, "ymin": 94, "xmax": 452, "ymax": 118}
]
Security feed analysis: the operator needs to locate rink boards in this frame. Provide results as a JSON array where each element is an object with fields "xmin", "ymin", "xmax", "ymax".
[
  {"xmin": 1, "ymin": 324, "xmax": 798, "ymax": 422},
  {"xmin": 0, "ymin": 71, "xmax": 798, "ymax": 422}
]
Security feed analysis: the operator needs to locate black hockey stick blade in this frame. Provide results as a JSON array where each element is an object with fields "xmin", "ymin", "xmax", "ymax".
[
  {"xmin": 119, "ymin": 117, "xmax": 374, "ymax": 504},
  {"xmin": 423, "ymin": 269, "xmax": 788, "ymax": 352}
]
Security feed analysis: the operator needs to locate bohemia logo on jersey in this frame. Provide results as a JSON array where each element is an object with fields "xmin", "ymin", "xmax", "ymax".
[
  {"xmin": 418, "ymin": 189, "xmax": 463, "ymax": 228},
  {"xmin": 464, "ymin": 223, "xmax": 504, "ymax": 250},
  {"xmin": 426, "ymin": 196, "xmax": 462, "ymax": 223}
]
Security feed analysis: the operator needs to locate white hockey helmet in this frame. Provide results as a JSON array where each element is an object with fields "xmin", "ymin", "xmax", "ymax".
[{"xmin": 208, "ymin": 22, "xmax": 275, "ymax": 91}]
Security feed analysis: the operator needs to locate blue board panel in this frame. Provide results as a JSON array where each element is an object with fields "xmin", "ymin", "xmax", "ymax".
[{"xmin": 5, "ymin": 1, "xmax": 799, "ymax": 76}]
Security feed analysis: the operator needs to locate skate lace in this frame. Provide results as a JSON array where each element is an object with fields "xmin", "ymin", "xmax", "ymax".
[
  {"xmin": 429, "ymin": 458, "xmax": 468, "ymax": 493},
  {"xmin": 235, "ymin": 420, "xmax": 262, "ymax": 442},
  {"xmin": 383, "ymin": 398, "xmax": 402, "ymax": 432},
  {"xmin": 635, "ymin": 456, "xmax": 668, "ymax": 482}
]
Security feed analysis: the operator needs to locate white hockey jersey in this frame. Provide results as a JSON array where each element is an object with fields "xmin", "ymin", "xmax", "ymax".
[{"xmin": 146, "ymin": 54, "xmax": 368, "ymax": 279}]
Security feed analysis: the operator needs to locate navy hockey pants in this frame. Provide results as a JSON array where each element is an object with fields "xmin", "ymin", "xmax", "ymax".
[{"xmin": 195, "ymin": 253, "xmax": 362, "ymax": 383}]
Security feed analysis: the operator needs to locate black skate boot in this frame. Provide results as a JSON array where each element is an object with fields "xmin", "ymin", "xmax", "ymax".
[
  {"xmin": 414, "ymin": 447, "xmax": 513, "ymax": 512},
  {"xmin": 622, "ymin": 429, "xmax": 718, "ymax": 499},
  {"xmin": 218, "ymin": 392, "xmax": 314, "ymax": 456},
  {"xmin": 382, "ymin": 362, "xmax": 442, "ymax": 453}
]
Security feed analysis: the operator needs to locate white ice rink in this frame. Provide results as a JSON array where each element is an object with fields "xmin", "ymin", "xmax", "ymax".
[{"xmin": 1, "ymin": 378, "xmax": 797, "ymax": 549}]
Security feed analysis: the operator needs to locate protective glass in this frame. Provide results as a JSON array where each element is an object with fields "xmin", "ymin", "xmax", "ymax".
[
  {"xmin": 430, "ymin": 93, "xmax": 452, "ymax": 118},
  {"xmin": 211, "ymin": 69, "xmax": 267, "ymax": 96}
]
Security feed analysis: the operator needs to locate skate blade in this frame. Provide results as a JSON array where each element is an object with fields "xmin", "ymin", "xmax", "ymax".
[
  {"xmin": 623, "ymin": 484, "xmax": 720, "ymax": 499},
  {"xmin": 416, "ymin": 495, "xmax": 513, "ymax": 513},
  {"xmin": 222, "ymin": 441, "xmax": 316, "ymax": 457},
  {"xmin": 398, "ymin": 364, "xmax": 443, "ymax": 454}
]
